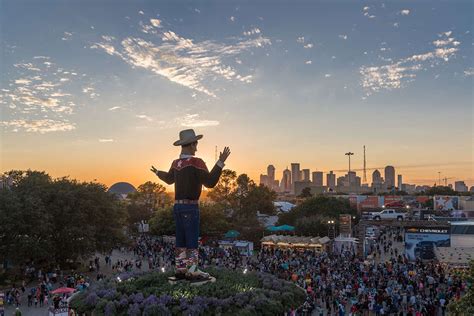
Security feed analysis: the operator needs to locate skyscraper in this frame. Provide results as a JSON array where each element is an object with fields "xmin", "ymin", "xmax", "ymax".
[
  {"xmin": 455, "ymin": 181, "xmax": 468, "ymax": 192},
  {"xmin": 384, "ymin": 166, "xmax": 395, "ymax": 188},
  {"xmin": 260, "ymin": 174, "xmax": 268, "ymax": 186},
  {"xmin": 312, "ymin": 171, "xmax": 323, "ymax": 186},
  {"xmin": 372, "ymin": 169, "xmax": 382, "ymax": 185},
  {"xmin": 302, "ymin": 169, "xmax": 310, "ymax": 182},
  {"xmin": 326, "ymin": 171, "xmax": 336, "ymax": 189},
  {"xmin": 291, "ymin": 163, "xmax": 301, "ymax": 184},
  {"xmin": 281, "ymin": 167, "xmax": 292, "ymax": 192},
  {"xmin": 397, "ymin": 175, "xmax": 403, "ymax": 190},
  {"xmin": 267, "ymin": 165, "xmax": 275, "ymax": 183}
]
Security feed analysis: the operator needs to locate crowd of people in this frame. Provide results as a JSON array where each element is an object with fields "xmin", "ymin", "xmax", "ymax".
[
  {"xmin": 129, "ymin": 229, "xmax": 468, "ymax": 316},
  {"xmin": 3, "ymin": 229, "xmax": 468, "ymax": 315}
]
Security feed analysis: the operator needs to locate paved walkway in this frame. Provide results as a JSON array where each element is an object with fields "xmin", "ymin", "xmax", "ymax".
[{"xmin": 3, "ymin": 250, "xmax": 142, "ymax": 316}]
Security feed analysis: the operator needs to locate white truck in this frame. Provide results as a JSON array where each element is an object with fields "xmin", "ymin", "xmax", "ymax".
[{"xmin": 369, "ymin": 209, "xmax": 407, "ymax": 221}]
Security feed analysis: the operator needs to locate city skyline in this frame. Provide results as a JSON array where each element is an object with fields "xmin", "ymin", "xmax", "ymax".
[
  {"xmin": 1, "ymin": 1, "xmax": 472, "ymax": 189},
  {"xmin": 259, "ymin": 160, "xmax": 473, "ymax": 193}
]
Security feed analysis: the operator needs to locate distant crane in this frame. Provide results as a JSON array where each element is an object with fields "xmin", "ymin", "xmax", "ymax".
[{"xmin": 443, "ymin": 177, "xmax": 454, "ymax": 186}]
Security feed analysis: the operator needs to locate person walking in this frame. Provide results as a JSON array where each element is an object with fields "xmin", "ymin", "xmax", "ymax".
[{"xmin": 151, "ymin": 129, "xmax": 230, "ymax": 282}]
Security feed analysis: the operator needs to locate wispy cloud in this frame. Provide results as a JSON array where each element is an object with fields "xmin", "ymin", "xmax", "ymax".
[
  {"xmin": 61, "ymin": 31, "xmax": 73, "ymax": 41},
  {"xmin": 360, "ymin": 32, "xmax": 460, "ymax": 95},
  {"xmin": 108, "ymin": 106, "xmax": 122, "ymax": 111},
  {"xmin": 339, "ymin": 34, "xmax": 348, "ymax": 40},
  {"xmin": 243, "ymin": 28, "xmax": 261, "ymax": 36},
  {"xmin": 90, "ymin": 19, "xmax": 270, "ymax": 97},
  {"xmin": 464, "ymin": 68, "xmax": 474, "ymax": 76},
  {"xmin": 400, "ymin": 9, "xmax": 410, "ymax": 16},
  {"xmin": 136, "ymin": 114, "xmax": 153, "ymax": 122},
  {"xmin": 98, "ymin": 138, "xmax": 115, "ymax": 143},
  {"xmin": 0, "ymin": 119, "xmax": 75, "ymax": 133},
  {"xmin": 305, "ymin": 60, "xmax": 312, "ymax": 64},
  {"xmin": 230, "ymin": 16, "xmax": 235, "ymax": 22},
  {"xmin": 1, "ymin": 57, "xmax": 95, "ymax": 133},
  {"xmin": 177, "ymin": 114, "xmax": 220, "ymax": 127},
  {"xmin": 363, "ymin": 6, "xmax": 376, "ymax": 19}
]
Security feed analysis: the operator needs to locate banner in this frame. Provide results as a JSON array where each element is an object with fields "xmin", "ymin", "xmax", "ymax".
[
  {"xmin": 405, "ymin": 226, "xmax": 450, "ymax": 261},
  {"xmin": 434, "ymin": 196, "xmax": 459, "ymax": 211}
]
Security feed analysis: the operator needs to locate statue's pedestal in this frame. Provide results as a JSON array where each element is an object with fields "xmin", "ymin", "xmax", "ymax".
[{"xmin": 168, "ymin": 276, "xmax": 216, "ymax": 286}]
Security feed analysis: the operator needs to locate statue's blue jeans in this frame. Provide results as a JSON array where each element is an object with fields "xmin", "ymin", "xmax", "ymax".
[{"xmin": 173, "ymin": 204, "xmax": 200, "ymax": 249}]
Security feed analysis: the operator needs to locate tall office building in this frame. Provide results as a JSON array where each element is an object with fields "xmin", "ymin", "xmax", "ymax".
[
  {"xmin": 326, "ymin": 171, "xmax": 336, "ymax": 189},
  {"xmin": 260, "ymin": 174, "xmax": 268, "ymax": 186},
  {"xmin": 281, "ymin": 167, "xmax": 292, "ymax": 192},
  {"xmin": 455, "ymin": 181, "xmax": 468, "ymax": 192},
  {"xmin": 372, "ymin": 170, "xmax": 382, "ymax": 185},
  {"xmin": 267, "ymin": 165, "xmax": 275, "ymax": 183},
  {"xmin": 291, "ymin": 163, "xmax": 301, "ymax": 184},
  {"xmin": 397, "ymin": 175, "xmax": 403, "ymax": 190},
  {"xmin": 348, "ymin": 171, "xmax": 357, "ymax": 186},
  {"xmin": 384, "ymin": 166, "xmax": 395, "ymax": 188},
  {"xmin": 312, "ymin": 171, "xmax": 323, "ymax": 186},
  {"xmin": 302, "ymin": 169, "xmax": 310, "ymax": 182}
]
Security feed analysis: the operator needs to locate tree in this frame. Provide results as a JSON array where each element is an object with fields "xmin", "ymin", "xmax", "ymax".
[
  {"xmin": 126, "ymin": 182, "xmax": 169, "ymax": 228},
  {"xmin": 0, "ymin": 170, "xmax": 127, "ymax": 269},
  {"xmin": 207, "ymin": 169, "xmax": 237, "ymax": 206},
  {"xmin": 149, "ymin": 207, "xmax": 175, "ymax": 236},
  {"xmin": 277, "ymin": 196, "xmax": 355, "ymax": 236},
  {"xmin": 199, "ymin": 203, "xmax": 231, "ymax": 236},
  {"xmin": 298, "ymin": 187, "xmax": 313, "ymax": 198},
  {"xmin": 448, "ymin": 260, "xmax": 474, "ymax": 315},
  {"xmin": 420, "ymin": 186, "xmax": 456, "ymax": 196},
  {"xmin": 148, "ymin": 203, "xmax": 231, "ymax": 237}
]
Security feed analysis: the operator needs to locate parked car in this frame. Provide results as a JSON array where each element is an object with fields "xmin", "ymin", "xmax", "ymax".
[{"xmin": 368, "ymin": 209, "xmax": 407, "ymax": 221}]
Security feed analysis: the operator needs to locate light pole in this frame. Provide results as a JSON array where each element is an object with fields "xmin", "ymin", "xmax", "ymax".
[
  {"xmin": 345, "ymin": 152, "xmax": 354, "ymax": 185},
  {"xmin": 327, "ymin": 220, "xmax": 335, "ymax": 240}
]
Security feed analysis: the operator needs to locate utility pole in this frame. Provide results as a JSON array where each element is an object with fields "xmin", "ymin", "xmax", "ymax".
[{"xmin": 345, "ymin": 152, "xmax": 354, "ymax": 186}]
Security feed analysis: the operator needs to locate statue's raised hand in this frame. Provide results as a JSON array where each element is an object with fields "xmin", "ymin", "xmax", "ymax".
[
  {"xmin": 150, "ymin": 165, "xmax": 159, "ymax": 175},
  {"xmin": 219, "ymin": 147, "xmax": 231, "ymax": 163}
]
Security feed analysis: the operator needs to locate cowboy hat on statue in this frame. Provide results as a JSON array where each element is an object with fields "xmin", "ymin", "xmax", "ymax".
[{"xmin": 151, "ymin": 129, "xmax": 231, "ymax": 283}]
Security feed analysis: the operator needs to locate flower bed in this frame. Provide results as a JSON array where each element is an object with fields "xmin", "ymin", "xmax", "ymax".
[{"xmin": 70, "ymin": 267, "xmax": 305, "ymax": 315}]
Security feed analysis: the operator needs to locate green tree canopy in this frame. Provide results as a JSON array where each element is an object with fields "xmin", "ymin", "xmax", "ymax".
[
  {"xmin": 277, "ymin": 195, "xmax": 355, "ymax": 236},
  {"xmin": 207, "ymin": 169, "xmax": 237, "ymax": 206},
  {"xmin": 126, "ymin": 181, "xmax": 170, "ymax": 228},
  {"xmin": 448, "ymin": 260, "xmax": 474, "ymax": 315},
  {"xmin": 0, "ymin": 170, "xmax": 127, "ymax": 269},
  {"xmin": 298, "ymin": 187, "xmax": 313, "ymax": 198}
]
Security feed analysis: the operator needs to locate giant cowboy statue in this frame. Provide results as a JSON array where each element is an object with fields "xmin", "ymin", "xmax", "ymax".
[{"xmin": 150, "ymin": 129, "xmax": 230, "ymax": 283}]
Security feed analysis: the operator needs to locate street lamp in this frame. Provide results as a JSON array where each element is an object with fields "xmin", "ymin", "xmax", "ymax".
[{"xmin": 345, "ymin": 152, "xmax": 354, "ymax": 185}]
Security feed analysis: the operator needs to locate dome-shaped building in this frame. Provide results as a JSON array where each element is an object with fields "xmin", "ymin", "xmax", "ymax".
[{"xmin": 108, "ymin": 182, "xmax": 137, "ymax": 200}]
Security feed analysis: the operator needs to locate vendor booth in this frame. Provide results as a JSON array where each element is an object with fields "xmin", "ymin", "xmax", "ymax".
[
  {"xmin": 333, "ymin": 236, "xmax": 359, "ymax": 254},
  {"xmin": 217, "ymin": 240, "xmax": 254, "ymax": 256},
  {"xmin": 261, "ymin": 235, "xmax": 330, "ymax": 252}
]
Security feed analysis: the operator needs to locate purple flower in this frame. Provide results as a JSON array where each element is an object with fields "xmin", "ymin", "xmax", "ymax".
[
  {"xmin": 104, "ymin": 289, "xmax": 116, "ymax": 300},
  {"xmin": 104, "ymin": 301, "xmax": 116, "ymax": 316},
  {"xmin": 143, "ymin": 294, "xmax": 158, "ymax": 306},
  {"xmin": 127, "ymin": 303, "xmax": 141, "ymax": 316},
  {"xmin": 158, "ymin": 294, "xmax": 172, "ymax": 305},
  {"xmin": 133, "ymin": 292, "xmax": 144, "ymax": 304},
  {"xmin": 119, "ymin": 295, "xmax": 129, "ymax": 307},
  {"xmin": 85, "ymin": 292, "xmax": 98, "ymax": 306}
]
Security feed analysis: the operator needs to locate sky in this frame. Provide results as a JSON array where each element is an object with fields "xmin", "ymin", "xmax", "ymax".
[{"xmin": 1, "ymin": 0, "xmax": 473, "ymax": 190}]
